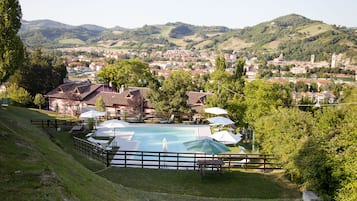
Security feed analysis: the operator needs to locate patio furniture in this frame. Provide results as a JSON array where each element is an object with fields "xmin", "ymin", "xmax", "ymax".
[
  {"xmin": 69, "ymin": 125, "xmax": 83, "ymax": 133},
  {"xmin": 159, "ymin": 114, "xmax": 174, "ymax": 123},
  {"xmin": 183, "ymin": 116, "xmax": 197, "ymax": 124},
  {"xmin": 228, "ymin": 159, "xmax": 250, "ymax": 168},
  {"xmin": 197, "ymin": 159, "xmax": 224, "ymax": 176}
]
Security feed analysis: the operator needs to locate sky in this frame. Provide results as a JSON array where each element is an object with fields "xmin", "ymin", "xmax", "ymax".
[{"xmin": 19, "ymin": 0, "xmax": 357, "ymax": 29}]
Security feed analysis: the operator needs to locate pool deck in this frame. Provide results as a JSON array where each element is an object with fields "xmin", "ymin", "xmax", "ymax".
[
  {"xmin": 102, "ymin": 123, "xmax": 212, "ymax": 163},
  {"xmin": 108, "ymin": 124, "xmax": 211, "ymax": 150}
]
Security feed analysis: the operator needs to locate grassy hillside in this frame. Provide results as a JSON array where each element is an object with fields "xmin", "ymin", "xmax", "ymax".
[{"xmin": 0, "ymin": 106, "xmax": 136, "ymax": 200}]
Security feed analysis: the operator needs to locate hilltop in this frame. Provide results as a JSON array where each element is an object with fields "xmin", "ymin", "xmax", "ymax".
[{"xmin": 19, "ymin": 14, "xmax": 357, "ymax": 63}]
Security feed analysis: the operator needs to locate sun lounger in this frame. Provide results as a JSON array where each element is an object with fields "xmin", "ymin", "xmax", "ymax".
[
  {"xmin": 228, "ymin": 159, "xmax": 250, "ymax": 168},
  {"xmin": 160, "ymin": 114, "xmax": 174, "ymax": 123},
  {"xmin": 87, "ymin": 137, "xmax": 109, "ymax": 145},
  {"xmin": 183, "ymin": 116, "xmax": 197, "ymax": 124},
  {"xmin": 69, "ymin": 125, "xmax": 83, "ymax": 133}
]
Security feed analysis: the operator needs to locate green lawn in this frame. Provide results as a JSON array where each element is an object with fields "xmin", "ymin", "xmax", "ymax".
[
  {"xmin": 0, "ymin": 106, "xmax": 301, "ymax": 200},
  {"xmin": 98, "ymin": 167, "xmax": 300, "ymax": 199}
]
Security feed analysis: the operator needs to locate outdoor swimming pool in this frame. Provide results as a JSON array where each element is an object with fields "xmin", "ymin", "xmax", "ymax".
[{"xmin": 115, "ymin": 124, "xmax": 210, "ymax": 152}]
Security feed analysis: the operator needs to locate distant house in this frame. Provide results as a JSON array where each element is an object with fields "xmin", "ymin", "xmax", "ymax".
[
  {"xmin": 290, "ymin": 67, "xmax": 307, "ymax": 74},
  {"xmin": 46, "ymin": 81, "xmax": 211, "ymax": 118},
  {"xmin": 245, "ymin": 65, "xmax": 258, "ymax": 79},
  {"xmin": 46, "ymin": 80, "xmax": 102, "ymax": 116},
  {"xmin": 82, "ymin": 86, "xmax": 153, "ymax": 119}
]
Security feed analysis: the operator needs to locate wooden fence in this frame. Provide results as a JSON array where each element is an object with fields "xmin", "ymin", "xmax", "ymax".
[
  {"xmin": 108, "ymin": 150, "xmax": 280, "ymax": 171},
  {"xmin": 72, "ymin": 137, "xmax": 280, "ymax": 171},
  {"xmin": 30, "ymin": 119, "xmax": 80, "ymax": 129}
]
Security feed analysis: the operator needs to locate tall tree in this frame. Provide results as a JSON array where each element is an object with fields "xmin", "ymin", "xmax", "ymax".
[
  {"xmin": 95, "ymin": 96, "xmax": 106, "ymax": 112},
  {"xmin": 215, "ymin": 55, "xmax": 226, "ymax": 71},
  {"xmin": 97, "ymin": 58, "xmax": 155, "ymax": 90},
  {"xmin": 243, "ymin": 80, "xmax": 292, "ymax": 128},
  {"xmin": 10, "ymin": 48, "xmax": 67, "ymax": 96},
  {"xmin": 0, "ymin": 0, "xmax": 24, "ymax": 83},
  {"xmin": 205, "ymin": 56, "xmax": 247, "ymax": 126},
  {"xmin": 147, "ymin": 71, "xmax": 193, "ymax": 117},
  {"xmin": 234, "ymin": 57, "xmax": 245, "ymax": 80},
  {"xmin": 205, "ymin": 69, "xmax": 232, "ymax": 108},
  {"xmin": 254, "ymin": 107, "xmax": 317, "ymax": 182}
]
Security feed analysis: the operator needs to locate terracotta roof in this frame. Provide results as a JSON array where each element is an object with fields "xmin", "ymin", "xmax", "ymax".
[
  {"xmin": 47, "ymin": 81, "xmax": 101, "ymax": 101},
  {"xmin": 187, "ymin": 91, "xmax": 209, "ymax": 105},
  {"xmin": 269, "ymin": 78, "xmax": 288, "ymax": 84},
  {"xmin": 186, "ymin": 91, "xmax": 212, "ymax": 112},
  {"xmin": 317, "ymin": 79, "xmax": 332, "ymax": 85},
  {"xmin": 84, "ymin": 87, "xmax": 149, "ymax": 107}
]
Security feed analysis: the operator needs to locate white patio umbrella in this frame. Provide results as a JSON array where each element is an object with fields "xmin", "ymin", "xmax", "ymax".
[
  {"xmin": 79, "ymin": 110, "xmax": 105, "ymax": 129},
  {"xmin": 79, "ymin": 110, "xmax": 105, "ymax": 118},
  {"xmin": 207, "ymin": 116, "xmax": 235, "ymax": 126},
  {"xmin": 98, "ymin": 119, "xmax": 130, "ymax": 128},
  {"xmin": 210, "ymin": 130, "xmax": 242, "ymax": 145},
  {"xmin": 204, "ymin": 107, "xmax": 228, "ymax": 115}
]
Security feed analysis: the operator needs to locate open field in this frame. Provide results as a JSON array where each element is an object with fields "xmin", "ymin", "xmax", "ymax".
[
  {"xmin": 59, "ymin": 38, "xmax": 86, "ymax": 45},
  {"xmin": 297, "ymin": 23, "xmax": 333, "ymax": 37},
  {"xmin": 218, "ymin": 38, "xmax": 253, "ymax": 50}
]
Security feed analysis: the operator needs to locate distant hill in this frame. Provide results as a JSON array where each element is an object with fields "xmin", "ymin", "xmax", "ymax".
[
  {"xmin": 19, "ymin": 14, "xmax": 357, "ymax": 63},
  {"xmin": 21, "ymin": 19, "xmax": 74, "ymax": 31}
]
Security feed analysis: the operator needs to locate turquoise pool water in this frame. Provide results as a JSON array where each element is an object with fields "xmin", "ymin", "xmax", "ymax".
[{"xmin": 118, "ymin": 126, "xmax": 197, "ymax": 152}]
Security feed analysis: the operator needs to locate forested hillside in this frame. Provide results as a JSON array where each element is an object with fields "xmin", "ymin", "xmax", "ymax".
[{"xmin": 19, "ymin": 14, "xmax": 357, "ymax": 63}]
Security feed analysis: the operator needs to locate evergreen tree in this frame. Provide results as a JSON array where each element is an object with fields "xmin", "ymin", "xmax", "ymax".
[
  {"xmin": 10, "ymin": 48, "xmax": 67, "ymax": 96},
  {"xmin": 215, "ymin": 55, "xmax": 226, "ymax": 71},
  {"xmin": 0, "ymin": 0, "xmax": 24, "ymax": 83},
  {"xmin": 234, "ymin": 57, "xmax": 245, "ymax": 79}
]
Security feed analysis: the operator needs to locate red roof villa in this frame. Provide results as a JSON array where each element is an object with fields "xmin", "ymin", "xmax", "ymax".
[{"xmin": 46, "ymin": 81, "xmax": 211, "ymax": 119}]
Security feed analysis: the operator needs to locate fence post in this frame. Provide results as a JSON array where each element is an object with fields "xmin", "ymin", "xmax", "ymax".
[
  {"xmin": 141, "ymin": 152, "xmax": 144, "ymax": 168},
  {"xmin": 263, "ymin": 154, "xmax": 266, "ymax": 172},
  {"xmin": 177, "ymin": 153, "xmax": 179, "ymax": 170},
  {"xmin": 158, "ymin": 152, "xmax": 161, "ymax": 169},
  {"xmin": 105, "ymin": 150, "xmax": 109, "ymax": 167},
  {"xmin": 193, "ymin": 153, "xmax": 196, "ymax": 171},
  {"xmin": 245, "ymin": 154, "xmax": 247, "ymax": 170},
  {"xmin": 124, "ymin": 151, "xmax": 127, "ymax": 168}
]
